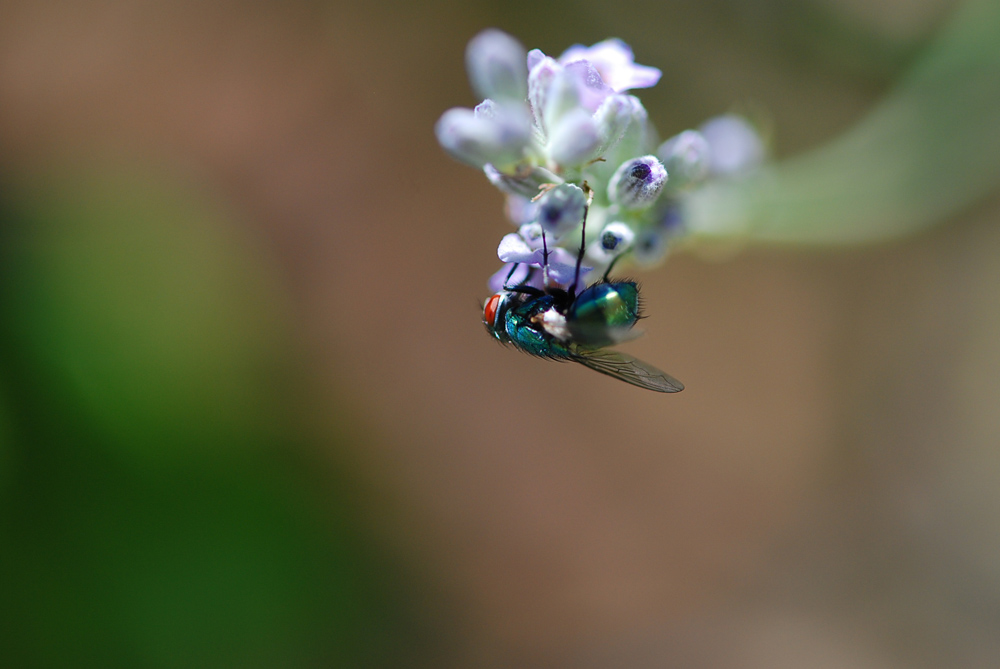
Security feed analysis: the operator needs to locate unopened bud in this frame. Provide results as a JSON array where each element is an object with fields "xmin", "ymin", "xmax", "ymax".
[
  {"xmin": 466, "ymin": 29, "xmax": 528, "ymax": 103},
  {"xmin": 608, "ymin": 155, "xmax": 667, "ymax": 209},
  {"xmin": 657, "ymin": 130, "xmax": 710, "ymax": 190},
  {"xmin": 435, "ymin": 105, "xmax": 530, "ymax": 169},
  {"xmin": 535, "ymin": 183, "xmax": 587, "ymax": 238}
]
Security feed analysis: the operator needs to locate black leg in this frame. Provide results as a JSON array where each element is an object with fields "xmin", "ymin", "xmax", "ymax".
[
  {"xmin": 505, "ymin": 285, "xmax": 545, "ymax": 297},
  {"xmin": 541, "ymin": 231, "xmax": 551, "ymax": 289},
  {"xmin": 568, "ymin": 183, "xmax": 593, "ymax": 298},
  {"xmin": 501, "ymin": 262, "xmax": 520, "ymax": 290},
  {"xmin": 602, "ymin": 253, "xmax": 624, "ymax": 282}
]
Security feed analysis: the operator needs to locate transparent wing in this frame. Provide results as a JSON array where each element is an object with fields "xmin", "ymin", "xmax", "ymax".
[
  {"xmin": 570, "ymin": 347, "xmax": 684, "ymax": 393},
  {"xmin": 566, "ymin": 322, "xmax": 644, "ymax": 347}
]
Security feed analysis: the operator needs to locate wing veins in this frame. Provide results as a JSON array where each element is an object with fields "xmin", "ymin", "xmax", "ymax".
[{"xmin": 570, "ymin": 347, "xmax": 684, "ymax": 393}]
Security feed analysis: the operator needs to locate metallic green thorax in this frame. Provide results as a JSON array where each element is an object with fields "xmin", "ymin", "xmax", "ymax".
[{"xmin": 499, "ymin": 293, "xmax": 574, "ymax": 359}]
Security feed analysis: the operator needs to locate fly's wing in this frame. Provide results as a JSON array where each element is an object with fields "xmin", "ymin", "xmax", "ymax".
[
  {"xmin": 566, "ymin": 322, "xmax": 644, "ymax": 348},
  {"xmin": 570, "ymin": 347, "xmax": 684, "ymax": 393}
]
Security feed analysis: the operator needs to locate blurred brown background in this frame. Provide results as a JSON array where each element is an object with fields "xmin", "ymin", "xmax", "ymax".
[{"xmin": 2, "ymin": 0, "xmax": 998, "ymax": 666}]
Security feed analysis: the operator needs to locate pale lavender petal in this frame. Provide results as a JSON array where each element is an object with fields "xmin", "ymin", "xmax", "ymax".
[
  {"xmin": 466, "ymin": 29, "xmax": 528, "ymax": 103},
  {"xmin": 559, "ymin": 38, "xmax": 660, "ymax": 92},
  {"xmin": 495, "ymin": 239, "xmax": 588, "ymax": 286},
  {"xmin": 547, "ymin": 247, "xmax": 591, "ymax": 285},
  {"xmin": 526, "ymin": 48, "xmax": 545, "ymax": 72},
  {"xmin": 474, "ymin": 99, "xmax": 497, "ymax": 119},
  {"xmin": 497, "ymin": 233, "xmax": 541, "ymax": 263},
  {"xmin": 563, "ymin": 61, "xmax": 613, "ymax": 111},
  {"xmin": 520, "ymin": 270, "xmax": 545, "ymax": 290}
]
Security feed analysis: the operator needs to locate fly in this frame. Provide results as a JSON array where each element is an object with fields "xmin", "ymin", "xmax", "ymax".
[{"xmin": 483, "ymin": 184, "xmax": 683, "ymax": 393}]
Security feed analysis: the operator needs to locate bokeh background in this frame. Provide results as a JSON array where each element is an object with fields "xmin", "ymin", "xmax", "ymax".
[{"xmin": 2, "ymin": 0, "xmax": 999, "ymax": 666}]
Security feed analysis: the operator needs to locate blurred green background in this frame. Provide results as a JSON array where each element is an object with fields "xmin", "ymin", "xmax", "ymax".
[{"xmin": 1, "ymin": 0, "xmax": 999, "ymax": 666}]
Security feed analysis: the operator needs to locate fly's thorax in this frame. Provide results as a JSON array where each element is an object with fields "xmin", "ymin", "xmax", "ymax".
[{"xmin": 490, "ymin": 291, "xmax": 574, "ymax": 359}]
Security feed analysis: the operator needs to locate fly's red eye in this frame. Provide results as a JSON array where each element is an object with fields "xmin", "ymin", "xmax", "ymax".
[{"xmin": 484, "ymin": 294, "xmax": 502, "ymax": 325}]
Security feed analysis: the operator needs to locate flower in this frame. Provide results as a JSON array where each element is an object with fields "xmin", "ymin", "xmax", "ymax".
[
  {"xmin": 435, "ymin": 29, "xmax": 767, "ymax": 291},
  {"xmin": 496, "ymin": 229, "xmax": 591, "ymax": 286},
  {"xmin": 557, "ymin": 38, "xmax": 661, "ymax": 93}
]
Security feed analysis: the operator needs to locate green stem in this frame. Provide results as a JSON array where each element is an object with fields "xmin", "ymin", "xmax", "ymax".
[{"xmin": 685, "ymin": 0, "xmax": 1000, "ymax": 246}]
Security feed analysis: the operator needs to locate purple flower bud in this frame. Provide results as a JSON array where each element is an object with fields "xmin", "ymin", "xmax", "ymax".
[
  {"xmin": 657, "ymin": 130, "xmax": 710, "ymax": 190},
  {"xmin": 466, "ymin": 29, "xmax": 528, "ymax": 103},
  {"xmin": 608, "ymin": 155, "xmax": 667, "ymax": 209},
  {"xmin": 435, "ymin": 104, "xmax": 530, "ymax": 169},
  {"xmin": 535, "ymin": 183, "xmax": 587, "ymax": 238},
  {"xmin": 699, "ymin": 114, "xmax": 765, "ymax": 176}
]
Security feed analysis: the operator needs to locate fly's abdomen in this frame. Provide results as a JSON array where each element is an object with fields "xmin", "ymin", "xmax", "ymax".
[
  {"xmin": 569, "ymin": 282, "xmax": 639, "ymax": 328},
  {"xmin": 566, "ymin": 282, "xmax": 640, "ymax": 347}
]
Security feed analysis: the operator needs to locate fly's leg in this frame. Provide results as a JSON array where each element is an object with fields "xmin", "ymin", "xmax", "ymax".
[
  {"xmin": 568, "ymin": 182, "xmax": 594, "ymax": 298},
  {"xmin": 501, "ymin": 262, "xmax": 521, "ymax": 291},
  {"xmin": 505, "ymin": 285, "xmax": 545, "ymax": 297},
  {"xmin": 602, "ymin": 251, "xmax": 630, "ymax": 282},
  {"xmin": 541, "ymin": 231, "xmax": 551, "ymax": 290}
]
